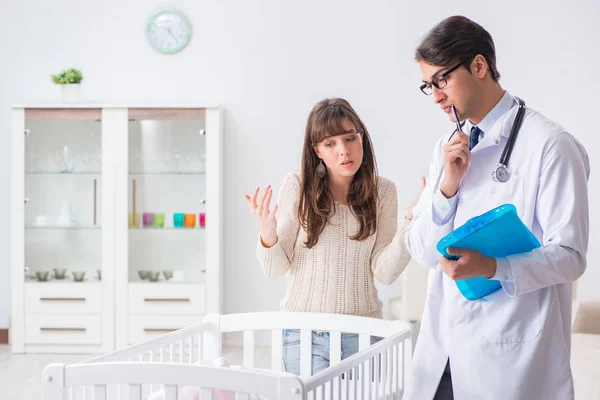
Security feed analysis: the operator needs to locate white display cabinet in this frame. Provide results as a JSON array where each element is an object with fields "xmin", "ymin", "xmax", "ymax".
[{"xmin": 11, "ymin": 105, "xmax": 223, "ymax": 353}]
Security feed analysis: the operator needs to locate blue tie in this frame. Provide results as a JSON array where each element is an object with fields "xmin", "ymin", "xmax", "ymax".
[{"xmin": 470, "ymin": 126, "xmax": 482, "ymax": 150}]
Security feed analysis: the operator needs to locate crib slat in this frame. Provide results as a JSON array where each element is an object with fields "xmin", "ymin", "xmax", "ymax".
[
  {"xmin": 363, "ymin": 360, "xmax": 370, "ymax": 400},
  {"xmin": 179, "ymin": 340, "xmax": 183, "ymax": 363},
  {"xmin": 329, "ymin": 330, "xmax": 341, "ymax": 399},
  {"xmin": 243, "ymin": 330, "xmax": 256, "ymax": 367},
  {"xmin": 129, "ymin": 384, "xmax": 142, "ymax": 400},
  {"xmin": 150, "ymin": 350, "xmax": 156, "ymax": 393},
  {"xmin": 330, "ymin": 330, "xmax": 342, "ymax": 365},
  {"xmin": 300, "ymin": 329, "xmax": 312, "ymax": 377},
  {"xmin": 201, "ymin": 388, "xmax": 213, "ymax": 400},
  {"xmin": 197, "ymin": 333, "xmax": 203, "ymax": 363},
  {"xmin": 187, "ymin": 337, "xmax": 193, "ymax": 363},
  {"xmin": 391, "ymin": 344, "xmax": 397, "ymax": 397},
  {"xmin": 382, "ymin": 348, "xmax": 388, "ymax": 397},
  {"xmin": 400, "ymin": 341, "xmax": 405, "ymax": 396},
  {"xmin": 271, "ymin": 329, "xmax": 283, "ymax": 371},
  {"xmin": 353, "ymin": 366, "xmax": 358, "ymax": 399},
  {"xmin": 373, "ymin": 357, "xmax": 379, "ymax": 400},
  {"xmin": 359, "ymin": 333, "xmax": 370, "ymax": 352},
  {"xmin": 344, "ymin": 368, "xmax": 350, "ymax": 400},
  {"xmin": 329, "ymin": 379, "xmax": 334, "ymax": 400},
  {"xmin": 235, "ymin": 393, "xmax": 249, "ymax": 400},
  {"xmin": 202, "ymin": 314, "xmax": 221, "ymax": 360},
  {"xmin": 375, "ymin": 353, "xmax": 380, "ymax": 400},
  {"xmin": 164, "ymin": 385, "xmax": 177, "ymax": 400},
  {"xmin": 94, "ymin": 385, "xmax": 106, "ymax": 400}
]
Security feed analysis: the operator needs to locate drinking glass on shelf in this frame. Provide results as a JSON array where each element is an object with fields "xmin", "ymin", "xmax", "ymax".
[
  {"xmin": 25, "ymin": 149, "xmax": 38, "ymax": 172},
  {"xmin": 153, "ymin": 213, "xmax": 165, "ymax": 228},
  {"xmin": 184, "ymin": 213, "xmax": 196, "ymax": 228},
  {"xmin": 185, "ymin": 154, "xmax": 193, "ymax": 172},
  {"xmin": 173, "ymin": 147, "xmax": 181, "ymax": 172},
  {"xmin": 173, "ymin": 213, "xmax": 184, "ymax": 228},
  {"xmin": 55, "ymin": 146, "xmax": 74, "ymax": 173},
  {"xmin": 200, "ymin": 154, "xmax": 206, "ymax": 173},
  {"xmin": 163, "ymin": 152, "xmax": 173, "ymax": 173},
  {"xmin": 95, "ymin": 147, "xmax": 102, "ymax": 170},
  {"xmin": 79, "ymin": 151, "xmax": 91, "ymax": 173},
  {"xmin": 132, "ymin": 148, "xmax": 142, "ymax": 173}
]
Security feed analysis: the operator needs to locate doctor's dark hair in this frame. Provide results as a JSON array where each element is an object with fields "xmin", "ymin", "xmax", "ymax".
[{"xmin": 415, "ymin": 16, "xmax": 501, "ymax": 82}]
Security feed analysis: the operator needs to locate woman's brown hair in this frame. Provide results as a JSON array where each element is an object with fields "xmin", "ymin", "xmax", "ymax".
[{"xmin": 298, "ymin": 98, "xmax": 379, "ymax": 249}]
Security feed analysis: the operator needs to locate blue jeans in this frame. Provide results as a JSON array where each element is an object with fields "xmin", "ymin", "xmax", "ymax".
[{"xmin": 282, "ymin": 329, "xmax": 381, "ymax": 375}]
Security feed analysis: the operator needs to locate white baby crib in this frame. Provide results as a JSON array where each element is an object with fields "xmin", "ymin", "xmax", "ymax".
[{"xmin": 42, "ymin": 312, "xmax": 413, "ymax": 399}]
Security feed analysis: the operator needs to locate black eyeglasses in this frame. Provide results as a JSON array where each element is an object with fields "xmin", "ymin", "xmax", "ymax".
[{"xmin": 420, "ymin": 63, "xmax": 462, "ymax": 95}]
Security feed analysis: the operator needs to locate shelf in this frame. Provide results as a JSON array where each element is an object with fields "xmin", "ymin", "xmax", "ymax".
[
  {"xmin": 25, "ymin": 225, "xmax": 101, "ymax": 230},
  {"xmin": 24, "ymin": 279, "xmax": 102, "ymax": 284},
  {"xmin": 129, "ymin": 227, "xmax": 206, "ymax": 230},
  {"xmin": 128, "ymin": 279, "xmax": 205, "ymax": 285},
  {"xmin": 128, "ymin": 171, "xmax": 206, "ymax": 176},
  {"xmin": 25, "ymin": 171, "xmax": 101, "ymax": 175}
]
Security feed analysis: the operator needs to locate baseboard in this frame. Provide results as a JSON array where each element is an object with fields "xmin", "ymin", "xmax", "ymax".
[{"xmin": 0, "ymin": 329, "xmax": 8, "ymax": 344}]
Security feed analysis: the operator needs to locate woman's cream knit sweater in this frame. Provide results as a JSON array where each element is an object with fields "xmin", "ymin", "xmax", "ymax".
[{"xmin": 256, "ymin": 171, "xmax": 411, "ymax": 318}]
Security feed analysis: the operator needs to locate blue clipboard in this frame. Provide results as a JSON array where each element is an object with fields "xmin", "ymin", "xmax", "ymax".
[{"xmin": 436, "ymin": 204, "xmax": 541, "ymax": 300}]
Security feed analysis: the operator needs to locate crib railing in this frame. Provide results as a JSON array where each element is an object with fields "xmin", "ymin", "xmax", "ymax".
[
  {"xmin": 303, "ymin": 329, "xmax": 411, "ymax": 399},
  {"xmin": 42, "ymin": 312, "xmax": 413, "ymax": 399}
]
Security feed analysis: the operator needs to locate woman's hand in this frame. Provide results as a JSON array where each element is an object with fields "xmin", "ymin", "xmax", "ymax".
[
  {"xmin": 244, "ymin": 185, "xmax": 278, "ymax": 247},
  {"xmin": 406, "ymin": 176, "xmax": 427, "ymax": 221}
]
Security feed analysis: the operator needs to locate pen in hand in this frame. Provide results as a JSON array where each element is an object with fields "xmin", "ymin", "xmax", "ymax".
[{"xmin": 448, "ymin": 105, "xmax": 463, "ymax": 142}]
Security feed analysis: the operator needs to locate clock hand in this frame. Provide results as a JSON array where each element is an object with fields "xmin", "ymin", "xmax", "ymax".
[
  {"xmin": 156, "ymin": 22, "xmax": 177, "ymax": 41},
  {"xmin": 165, "ymin": 27, "xmax": 178, "ymax": 42}
]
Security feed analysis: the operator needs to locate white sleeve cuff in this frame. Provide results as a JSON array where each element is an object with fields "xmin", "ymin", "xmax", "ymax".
[
  {"xmin": 431, "ymin": 188, "xmax": 459, "ymax": 226},
  {"xmin": 492, "ymin": 257, "xmax": 514, "ymax": 282}
]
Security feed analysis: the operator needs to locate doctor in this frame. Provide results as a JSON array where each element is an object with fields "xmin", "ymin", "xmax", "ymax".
[{"xmin": 405, "ymin": 16, "xmax": 590, "ymax": 400}]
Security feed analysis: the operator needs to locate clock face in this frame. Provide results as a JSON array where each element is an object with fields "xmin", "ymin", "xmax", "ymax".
[{"xmin": 146, "ymin": 9, "xmax": 192, "ymax": 54}]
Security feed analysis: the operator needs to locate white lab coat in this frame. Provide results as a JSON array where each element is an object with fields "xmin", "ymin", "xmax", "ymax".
[{"xmin": 404, "ymin": 99, "xmax": 590, "ymax": 400}]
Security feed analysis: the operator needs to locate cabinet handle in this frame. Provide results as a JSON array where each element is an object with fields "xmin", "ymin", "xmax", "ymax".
[
  {"xmin": 143, "ymin": 298, "xmax": 190, "ymax": 302},
  {"xmin": 93, "ymin": 179, "xmax": 97, "ymax": 225},
  {"xmin": 144, "ymin": 328, "xmax": 179, "ymax": 333},
  {"xmin": 24, "ymin": 129, "xmax": 31, "ymax": 136},
  {"xmin": 24, "ymin": 198, "xmax": 29, "ymax": 204},
  {"xmin": 132, "ymin": 179, "xmax": 136, "ymax": 217},
  {"xmin": 40, "ymin": 297, "xmax": 86, "ymax": 302},
  {"xmin": 40, "ymin": 327, "xmax": 86, "ymax": 332},
  {"xmin": 199, "ymin": 129, "xmax": 206, "ymax": 136}
]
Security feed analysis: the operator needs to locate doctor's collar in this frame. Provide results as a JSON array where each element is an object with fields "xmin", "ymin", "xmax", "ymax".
[{"xmin": 464, "ymin": 91, "xmax": 515, "ymax": 136}]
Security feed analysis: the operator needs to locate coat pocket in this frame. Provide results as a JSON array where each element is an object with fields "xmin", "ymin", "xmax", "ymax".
[{"xmin": 481, "ymin": 289, "xmax": 541, "ymax": 344}]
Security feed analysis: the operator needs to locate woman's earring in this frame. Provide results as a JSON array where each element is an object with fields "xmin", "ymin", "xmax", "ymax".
[
  {"xmin": 316, "ymin": 159, "xmax": 326, "ymax": 178},
  {"xmin": 362, "ymin": 155, "xmax": 367, "ymax": 165}
]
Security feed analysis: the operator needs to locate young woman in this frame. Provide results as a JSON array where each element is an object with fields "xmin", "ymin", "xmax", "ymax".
[{"xmin": 245, "ymin": 98, "xmax": 424, "ymax": 375}]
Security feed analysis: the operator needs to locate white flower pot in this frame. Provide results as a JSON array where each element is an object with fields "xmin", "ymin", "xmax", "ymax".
[{"xmin": 61, "ymin": 84, "xmax": 81, "ymax": 103}]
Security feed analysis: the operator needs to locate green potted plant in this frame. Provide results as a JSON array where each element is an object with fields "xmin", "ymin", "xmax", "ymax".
[{"xmin": 51, "ymin": 68, "xmax": 83, "ymax": 103}]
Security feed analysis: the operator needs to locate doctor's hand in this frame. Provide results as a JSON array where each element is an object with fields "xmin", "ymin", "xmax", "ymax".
[
  {"xmin": 440, "ymin": 131, "xmax": 470, "ymax": 198},
  {"xmin": 438, "ymin": 248, "xmax": 497, "ymax": 280}
]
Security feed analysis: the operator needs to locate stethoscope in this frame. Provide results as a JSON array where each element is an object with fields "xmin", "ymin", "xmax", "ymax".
[
  {"xmin": 491, "ymin": 97, "xmax": 526, "ymax": 182},
  {"xmin": 433, "ymin": 97, "xmax": 526, "ymax": 191}
]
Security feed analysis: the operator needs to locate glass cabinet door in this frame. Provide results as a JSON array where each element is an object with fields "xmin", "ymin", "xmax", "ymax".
[
  {"xmin": 24, "ymin": 109, "xmax": 103, "ymax": 284},
  {"xmin": 127, "ymin": 109, "xmax": 207, "ymax": 284}
]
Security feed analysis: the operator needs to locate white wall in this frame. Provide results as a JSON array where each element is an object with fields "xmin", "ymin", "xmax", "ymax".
[{"xmin": 1, "ymin": 0, "xmax": 599, "ymax": 328}]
